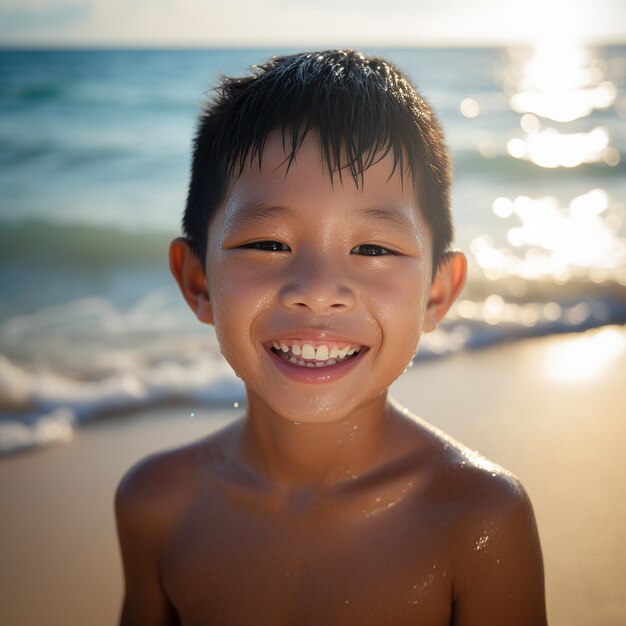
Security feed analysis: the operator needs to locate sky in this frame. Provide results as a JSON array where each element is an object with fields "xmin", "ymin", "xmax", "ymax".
[{"xmin": 0, "ymin": 0, "xmax": 625, "ymax": 47}]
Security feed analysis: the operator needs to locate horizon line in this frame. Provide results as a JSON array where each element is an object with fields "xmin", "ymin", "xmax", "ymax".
[{"xmin": 1, "ymin": 38, "xmax": 625, "ymax": 51}]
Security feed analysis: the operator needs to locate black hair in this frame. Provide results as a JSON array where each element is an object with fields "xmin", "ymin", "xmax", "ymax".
[{"xmin": 183, "ymin": 50, "xmax": 453, "ymax": 269}]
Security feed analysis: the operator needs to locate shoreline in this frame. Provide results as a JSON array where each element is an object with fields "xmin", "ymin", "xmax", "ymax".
[{"xmin": 1, "ymin": 326, "xmax": 625, "ymax": 625}]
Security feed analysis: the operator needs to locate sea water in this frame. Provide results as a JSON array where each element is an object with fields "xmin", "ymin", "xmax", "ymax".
[{"xmin": 1, "ymin": 46, "xmax": 625, "ymax": 454}]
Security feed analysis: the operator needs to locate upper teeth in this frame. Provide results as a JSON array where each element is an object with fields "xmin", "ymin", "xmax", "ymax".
[{"xmin": 271, "ymin": 341, "xmax": 360, "ymax": 363}]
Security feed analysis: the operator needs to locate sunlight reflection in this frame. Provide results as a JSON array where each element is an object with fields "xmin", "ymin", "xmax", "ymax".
[
  {"xmin": 460, "ymin": 97, "xmax": 480, "ymax": 118},
  {"xmin": 511, "ymin": 81, "xmax": 617, "ymax": 123},
  {"xmin": 470, "ymin": 191, "xmax": 626, "ymax": 283},
  {"xmin": 505, "ymin": 41, "xmax": 621, "ymax": 170},
  {"xmin": 452, "ymin": 297, "xmax": 570, "ymax": 329},
  {"xmin": 543, "ymin": 327, "xmax": 626, "ymax": 383},
  {"xmin": 507, "ymin": 44, "xmax": 617, "ymax": 123},
  {"xmin": 507, "ymin": 127, "xmax": 614, "ymax": 168}
]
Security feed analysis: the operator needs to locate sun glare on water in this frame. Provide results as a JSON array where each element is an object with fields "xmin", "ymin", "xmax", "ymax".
[
  {"xmin": 505, "ymin": 42, "xmax": 620, "ymax": 169},
  {"xmin": 508, "ymin": 43, "xmax": 617, "ymax": 123},
  {"xmin": 469, "ymin": 189, "xmax": 626, "ymax": 284}
]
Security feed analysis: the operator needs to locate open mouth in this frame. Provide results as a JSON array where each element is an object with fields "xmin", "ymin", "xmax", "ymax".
[{"xmin": 267, "ymin": 340, "xmax": 363, "ymax": 368}]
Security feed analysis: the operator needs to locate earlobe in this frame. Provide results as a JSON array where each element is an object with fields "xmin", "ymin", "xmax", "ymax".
[
  {"xmin": 423, "ymin": 251, "xmax": 467, "ymax": 332},
  {"xmin": 169, "ymin": 237, "xmax": 213, "ymax": 325}
]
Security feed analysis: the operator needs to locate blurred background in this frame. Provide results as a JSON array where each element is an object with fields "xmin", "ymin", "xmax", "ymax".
[
  {"xmin": 1, "ymin": 2, "xmax": 626, "ymax": 626},
  {"xmin": 1, "ymin": 0, "xmax": 624, "ymax": 452}
]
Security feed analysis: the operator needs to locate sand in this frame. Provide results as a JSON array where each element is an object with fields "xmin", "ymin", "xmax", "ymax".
[{"xmin": 1, "ymin": 325, "xmax": 625, "ymax": 626}]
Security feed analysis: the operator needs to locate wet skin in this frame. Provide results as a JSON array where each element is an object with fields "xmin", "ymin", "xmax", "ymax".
[{"xmin": 116, "ymin": 133, "xmax": 547, "ymax": 625}]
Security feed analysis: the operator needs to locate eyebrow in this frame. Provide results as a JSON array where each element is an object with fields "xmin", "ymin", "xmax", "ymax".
[
  {"xmin": 224, "ymin": 203, "xmax": 297, "ymax": 231},
  {"xmin": 224, "ymin": 203, "xmax": 416, "ymax": 233},
  {"xmin": 356, "ymin": 207, "xmax": 416, "ymax": 233}
]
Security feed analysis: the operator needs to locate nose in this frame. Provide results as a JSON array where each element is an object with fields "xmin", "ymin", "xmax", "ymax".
[{"xmin": 278, "ymin": 253, "xmax": 357, "ymax": 313}]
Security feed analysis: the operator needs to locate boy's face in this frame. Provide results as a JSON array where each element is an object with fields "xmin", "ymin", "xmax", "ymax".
[{"xmin": 174, "ymin": 131, "xmax": 463, "ymax": 424}]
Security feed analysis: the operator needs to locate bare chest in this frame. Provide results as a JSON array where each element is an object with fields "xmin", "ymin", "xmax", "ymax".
[{"xmin": 161, "ymin": 494, "xmax": 454, "ymax": 626}]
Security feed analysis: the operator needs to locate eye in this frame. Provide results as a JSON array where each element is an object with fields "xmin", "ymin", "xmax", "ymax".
[
  {"xmin": 241, "ymin": 241, "xmax": 291, "ymax": 252},
  {"xmin": 351, "ymin": 244, "xmax": 396, "ymax": 256}
]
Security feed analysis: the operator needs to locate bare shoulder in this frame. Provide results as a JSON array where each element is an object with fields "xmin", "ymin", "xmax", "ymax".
[
  {"xmin": 115, "ymin": 418, "xmax": 241, "ymax": 533},
  {"xmin": 442, "ymin": 441, "xmax": 533, "ymax": 528},
  {"xmin": 402, "ymin": 410, "xmax": 534, "ymax": 520},
  {"xmin": 115, "ymin": 447, "xmax": 188, "ymax": 532},
  {"xmin": 412, "ymin": 418, "xmax": 547, "ymax": 625}
]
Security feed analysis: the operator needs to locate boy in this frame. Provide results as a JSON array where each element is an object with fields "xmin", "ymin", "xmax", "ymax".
[{"xmin": 115, "ymin": 50, "xmax": 546, "ymax": 625}]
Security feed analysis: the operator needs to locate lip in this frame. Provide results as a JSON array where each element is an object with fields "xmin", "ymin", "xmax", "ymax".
[
  {"xmin": 264, "ymin": 330, "xmax": 366, "ymax": 347},
  {"xmin": 263, "ymin": 343, "xmax": 368, "ymax": 384}
]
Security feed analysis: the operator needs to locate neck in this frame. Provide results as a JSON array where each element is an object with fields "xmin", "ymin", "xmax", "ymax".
[{"xmin": 239, "ymin": 390, "xmax": 392, "ymax": 492}]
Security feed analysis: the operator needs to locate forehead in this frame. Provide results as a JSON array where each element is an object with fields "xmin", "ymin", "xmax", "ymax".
[{"xmin": 220, "ymin": 131, "xmax": 426, "ymax": 226}]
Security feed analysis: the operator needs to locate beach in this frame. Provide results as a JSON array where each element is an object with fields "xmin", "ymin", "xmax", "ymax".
[{"xmin": 1, "ymin": 326, "xmax": 625, "ymax": 626}]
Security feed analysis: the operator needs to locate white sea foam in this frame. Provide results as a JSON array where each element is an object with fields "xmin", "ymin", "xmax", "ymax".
[
  {"xmin": 0, "ymin": 291, "xmax": 245, "ymax": 455},
  {"xmin": 0, "ymin": 408, "xmax": 76, "ymax": 454},
  {"xmin": 0, "ymin": 352, "xmax": 244, "ymax": 455}
]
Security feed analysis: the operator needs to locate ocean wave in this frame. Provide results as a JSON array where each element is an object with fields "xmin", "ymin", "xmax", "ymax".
[
  {"xmin": 0, "ymin": 291, "xmax": 238, "ymax": 455},
  {"xmin": 452, "ymin": 150, "xmax": 626, "ymax": 182},
  {"xmin": 0, "ymin": 351, "xmax": 244, "ymax": 456},
  {"xmin": 0, "ymin": 219, "xmax": 175, "ymax": 268},
  {"xmin": 425, "ymin": 283, "xmax": 626, "ymax": 356}
]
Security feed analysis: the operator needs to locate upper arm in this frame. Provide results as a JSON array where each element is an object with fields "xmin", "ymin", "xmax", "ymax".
[
  {"xmin": 115, "ymin": 459, "xmax": 180, "ymax": 626},
  {"xmin": 451, "ymin": 478, "xmax": 547, "ymax": 626}
]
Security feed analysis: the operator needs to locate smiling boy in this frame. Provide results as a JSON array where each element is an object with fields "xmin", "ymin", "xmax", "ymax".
[{"xmin": 115, "ymin": 51, "xmax": 546, "ymax": 625}]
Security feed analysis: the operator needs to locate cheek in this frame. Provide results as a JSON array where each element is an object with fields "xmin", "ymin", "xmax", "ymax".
[
  {"xmin": 364, "ymin": 270, "xmax": 431, "ymax": 380},
  {"xmin": 365, "ymin": 269, "xmax": 430, "ymax": 335},
  {"xmin": 205, "ymin": 259, "xmax": 273, "ymax": 370},
  {"xmin": 208, "ymin": 258, "xmax": 272, "ymax": 321}
]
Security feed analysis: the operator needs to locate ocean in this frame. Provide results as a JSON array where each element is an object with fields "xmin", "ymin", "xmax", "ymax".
[{"xmin": 1, "ymin": 46, "xmax": 625, "ymax": 455}]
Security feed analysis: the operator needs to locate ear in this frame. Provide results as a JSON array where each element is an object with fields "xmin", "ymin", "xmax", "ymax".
[
  {"xmin": 423, "ymin": 251, "xmax": 467, "ymax": 332},
  {"xmin": 169, "ymin": 237, "xmax": 213, "ymax": 325}
]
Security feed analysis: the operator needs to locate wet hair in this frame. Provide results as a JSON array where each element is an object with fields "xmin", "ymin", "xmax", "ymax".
[{"xmin": 183, "ymin": 50, "xmax": 453, "ymax": 269}]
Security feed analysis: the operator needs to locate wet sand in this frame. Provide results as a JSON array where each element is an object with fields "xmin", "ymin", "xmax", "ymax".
[{"xmin": 1, "ymin": 326, "xmax": 625, "ymax": 626}]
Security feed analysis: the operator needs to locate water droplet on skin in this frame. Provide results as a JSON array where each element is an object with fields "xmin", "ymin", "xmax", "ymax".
[
  {"xmin": 353, "ymin": 425, "xmax": 358, "ymax": 430},
  {"xmin": 475, "ymin": 534, "xmax": 490, "ymax": 551},
  {"xmin": 375, "ymin": 497, "xmax": 382, "ymax": 503},
  {"xmin": 412, "ymin": 599, "xmax": 419, "ymax": 605},
  {"xmin": 344, "ymin": 600, "xmax": 350, "ymax": 604}
]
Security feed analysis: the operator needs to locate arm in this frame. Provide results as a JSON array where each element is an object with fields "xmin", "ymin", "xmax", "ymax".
[
  {"xmin": 115, "ymin": 464, "xmax": 180, "ymax": 626},
  {"xmin": 451, "ymin": 481, "xmax": 547, "ymax": 626}
]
